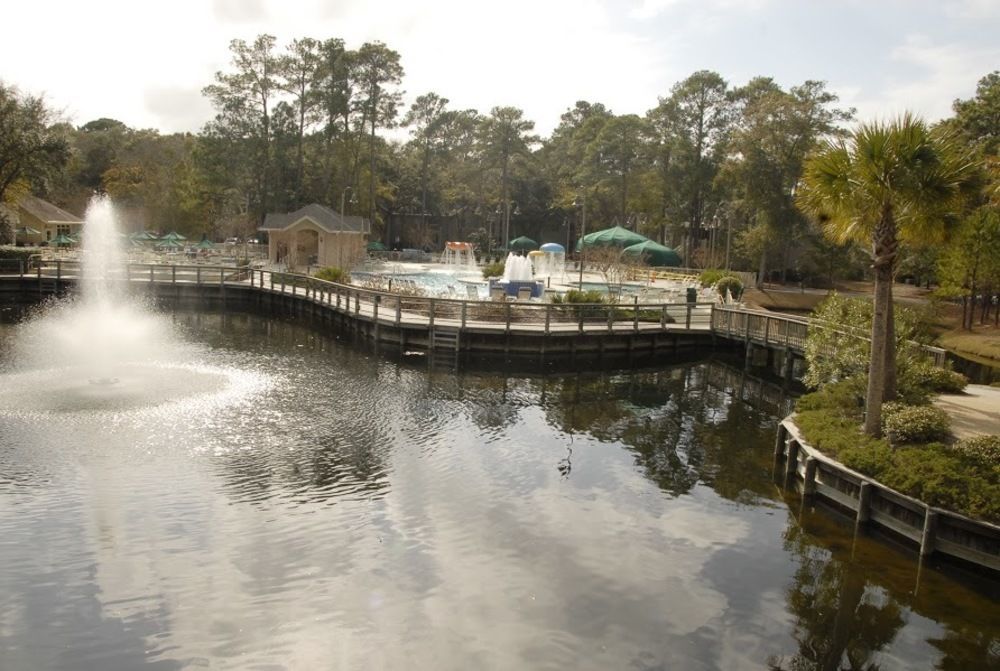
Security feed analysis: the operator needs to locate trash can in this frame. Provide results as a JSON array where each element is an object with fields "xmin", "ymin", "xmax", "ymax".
[{"xmin": 686, "ymin": 287, "xmax": 697, "ymax": 303}]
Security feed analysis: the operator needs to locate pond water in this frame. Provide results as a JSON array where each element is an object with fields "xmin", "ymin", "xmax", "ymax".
[{"xmin": 0, "ymin": 309, "xmax": 998, "ymax": 670}]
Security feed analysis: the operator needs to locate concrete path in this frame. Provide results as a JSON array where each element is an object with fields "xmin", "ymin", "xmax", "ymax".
[{"xmin": 933, "ymin": 384, "xmax": 1000, "ymax": 440}]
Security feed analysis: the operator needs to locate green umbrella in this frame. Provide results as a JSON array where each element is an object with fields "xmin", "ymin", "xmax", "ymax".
[
  {"xmin": 15, "ymin": 226, "xmax": 42, "ymax": 236},
  {"xmin": 367, "ymin": 240, "xmax": 387, "ymax": 251},
  {"xmin": 50, "ymin": 234, "xmax": 76, "ymax": 246},
  {"xmin": 576, "ymin": 226, "xmax": 649, "ymax": 251},
  {"xmin": 130, "ymin": 230, "xmax": 159, "ymax": 241},
  {"xmin": 161, "ymin": 231, "xmax": 187, "ymax": 241},
  {"xmin": 508, "ymin": 236, "xmax": 539, "ymax": 252},
  {"xmin": 622, "ymin": 240, "xmax": 683, "ymax": 267},
  {"xmin": 155, "ymin": 239, "xmax": 184, "ymax": 249},
  {"xmin": 196, "ymin": 239, "xmax": 215, "ymax": 250}
]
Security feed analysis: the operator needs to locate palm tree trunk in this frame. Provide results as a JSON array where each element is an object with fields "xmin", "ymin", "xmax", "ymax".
[{"xmin": 865, "ymin": 213, "xmax": 897, "ymax": 436}]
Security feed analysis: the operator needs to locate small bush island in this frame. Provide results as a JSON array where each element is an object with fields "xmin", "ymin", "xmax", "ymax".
[{"xmin": 794, "ymin": 379, "xmax": 1000, "ymax": 523}]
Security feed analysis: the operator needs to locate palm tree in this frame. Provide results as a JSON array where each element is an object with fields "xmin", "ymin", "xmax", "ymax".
[{"xmin": 797, "ymin": 114, "xmax": 978, "ymax": 436}]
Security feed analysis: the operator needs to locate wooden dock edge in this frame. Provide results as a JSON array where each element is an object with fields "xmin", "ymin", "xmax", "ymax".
[{"xmin": 776, "ymin": 416, "xmax": 1000, "ymax": 573}]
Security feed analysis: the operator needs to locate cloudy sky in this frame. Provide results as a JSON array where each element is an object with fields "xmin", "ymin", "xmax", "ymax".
[{"xmin": 2, "ymin": 0, "xmax": 998, "ymax": 137}]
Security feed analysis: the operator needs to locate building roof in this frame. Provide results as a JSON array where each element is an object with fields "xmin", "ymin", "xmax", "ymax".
[
  {"xmin": 18, "ymin": 195, "xmax": 83, "ymax": 225},
  {"xmin": 260, "ymin": 204, "xmax": 370, "ymax": 234}
]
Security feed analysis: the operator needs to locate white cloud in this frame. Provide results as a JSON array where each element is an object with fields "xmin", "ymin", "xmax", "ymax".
[
  {"xmin": 944, "ymin": 0, "xmax": 1000, "ymax": 19},
  {"xmin": 832, "ymin": 34, "xmax": 998, "ymax": 125}
]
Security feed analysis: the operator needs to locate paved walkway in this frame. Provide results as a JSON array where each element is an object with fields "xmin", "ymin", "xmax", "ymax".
[{"xmin": 933, "ymin": 384, "xmax": 1000, "ymax": 440}]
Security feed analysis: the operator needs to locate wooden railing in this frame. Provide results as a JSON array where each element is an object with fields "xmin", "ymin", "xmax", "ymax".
[
  {"xmin": 15, "ymin": 260, "xmax": 714, "ymax": 337},
  {"xmin": 712, "ymin": 305, "xmax": 947, "ymax": 368}
]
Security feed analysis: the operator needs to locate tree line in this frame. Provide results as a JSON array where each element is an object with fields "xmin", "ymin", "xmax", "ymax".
[{"xmin": 0, "ymin": 35, "xmax": 997, "ymax": 301}]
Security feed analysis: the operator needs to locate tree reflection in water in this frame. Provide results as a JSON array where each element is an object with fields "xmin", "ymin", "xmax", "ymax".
[{"xmin": 772, "ymin": 504, "xmax": 1000, "ymax": 670}]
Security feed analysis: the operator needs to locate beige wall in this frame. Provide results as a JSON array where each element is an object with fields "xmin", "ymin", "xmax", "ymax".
[
  {"xmin": 18, "ymin": 209, "xmax": 82, "ymax": 244},
  {"xmin": 267, "ymin": 220, "xmax": 366, "ymax": 271}
]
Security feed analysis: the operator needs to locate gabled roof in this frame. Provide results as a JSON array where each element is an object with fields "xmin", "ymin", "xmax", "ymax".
[
  {"xmin": 260, "ymin": 204, "xmax": 370, "ymax": 234},
  {"xmin": 18, "ymin": 195, "xmax": 83, "ymax": 225}
]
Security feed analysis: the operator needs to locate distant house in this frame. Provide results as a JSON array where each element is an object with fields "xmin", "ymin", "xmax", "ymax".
[
  {"xmin": 260, "ymin": 204, "xmax": 371, "ymax": 271},
  {"xmin": 4, "ymin": 195, "xmax": 83, "ymax": 245}
]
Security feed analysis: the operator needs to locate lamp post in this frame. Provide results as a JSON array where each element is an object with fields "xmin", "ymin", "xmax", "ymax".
[
  {"xmin": 574, "ymin": 195, "xmax": 587, "ymax": 287},
  {"xmin": 340, "ymin": 186, "xmax": 356, "ymax": 218}
]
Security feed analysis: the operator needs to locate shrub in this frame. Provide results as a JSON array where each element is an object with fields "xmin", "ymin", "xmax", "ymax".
[
  {"xmin": 904, "ymin": 362, "xmax": 968, "ymax": 394},
  {"xmin": 314, "ymin": 266, "xmax": 349, "ymax": 283},
  {"xmin": 953, "ymin": 435, "xmax": 1000, "ymax": 466},
  {"xmin": 715, "ymin": 275, "xmax": 744, "ymax": 300},
  {"xmin": 794, "ymin": 378, "xmax": 1000, "ymax": 523},
  {"xmin": 0, "ymin": 245, "xmax": 41, "ymax": 269},
  {"xmin": 795, "ymin": 377, "xmax": 866, "ymax": 416},
  {"xmin": 481, "ymin": 261, "xmax": 505, "ymax": 279},
  {"xmin": 882, "ymin": 403, "xmax": 951, "ymax": 445},
  {"xmin": 553, "ymin": 289, "xmax": 605, "ymax": 304}
]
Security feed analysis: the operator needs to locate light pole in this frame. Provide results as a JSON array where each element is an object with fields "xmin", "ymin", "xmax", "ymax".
[
  {"xmin": 340, "ymin": 186, "xmax": 356, "ymax": 218},
  {"xmin": 574, "ymin": 195, "xmax": 587, "ymax": 287}
]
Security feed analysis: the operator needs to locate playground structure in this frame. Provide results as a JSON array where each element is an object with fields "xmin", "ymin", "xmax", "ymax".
[{"xmin": 440, "ymin": 241, "xmax": 477, "ymax": 272}]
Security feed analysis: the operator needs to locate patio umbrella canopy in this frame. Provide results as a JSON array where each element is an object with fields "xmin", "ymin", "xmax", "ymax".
[
  {"xmin": 15, "ymin": 226, "xmax": 42, "ymax": 236},
  {"xmin": 161, "ymin": 231, "xmax": 187, "ymax": 241},
  {"xmin": 195, "ymin": 239, "xmax": 215, "ymax": 250},
  {"xmin": 50, "ymin": 234, "xmax": 76, "ymax": 246},
  {"xmin": 622, "ymin": 240, "xmax": 683, "ymax": 267},
  {"xmin": 576, "ymin": 226, "xmax": 648, "ymax": 251},
  {"xmin": 508, "ymin": 236, "xmax": 539, "ymax": 252},
  {"xmin": 155, "ymin": 239, "xmax": 184, "ymax": 249},
  {"xmin": 367, "ymin": 240, "xmax": 387, "ymax": 251},
  {"xmin": 130, "ymin": 231, "xmax": 159, "ymax": 241}
]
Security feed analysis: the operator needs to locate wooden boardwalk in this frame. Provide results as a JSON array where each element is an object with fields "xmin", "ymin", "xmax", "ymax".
[{"xmin": 0, "ymin": 261, "xmax": 947, "ymax": 364}]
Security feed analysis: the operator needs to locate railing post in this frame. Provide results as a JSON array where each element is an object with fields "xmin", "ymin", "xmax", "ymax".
[
  {"xmin": 395, "ymin": 297, "xmax": 401, "ymax": 325},
  {"xmin": 429, "ymin": 298, "xmax": 435, "ymax": 329},
  {"xmin": 172, "ymin": 266, "xmax": 176, "ymax": 283},
  {"xmin": 685, "ymin": 304, "xmax": 692, "ymax": 330},
  {"xmin": 661, "ymin": 305, "xmax": 667, "ymax": 329},
  {"xmin": 461, "ymin": 301, "xmax": 467, "ymax": 329},
  {"xmin": 56, "ymin": 260, "xmax": 62, "ymax": 282},
  {"xmin": 921, "ymin": 509, "xmax": 938, "ymax": 557},
  {"xmin": 196, "ymin": 267, "xmax": 201, "ymax": 285},
  {"xmin": 545, "ymin": 304, "xmax": 551, "ymax": 335},
  {"xmin": 857, "ymin": 481, "xmax": 872, "ymax": 524},
  {"xmin": 764, "ymin": 317, "xmax": 771, "ymax": 344},
  {"xmin": 803, "ymin": 457, "xmax": 818, "ymax": 496},
  {"xmin": 607, "ymin": 305, "xmax": 613, "ymax": 332},
  {"xmin": 633, "ymin": 296, "xmax": 639, "ymax": 332},
  {"xmin": 220, "ymin": 268, "xmax": 224, "ymax": 286},
  {"xmin": 505, "ymin": 302, "xmax": 511, "ymax": 334}
]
